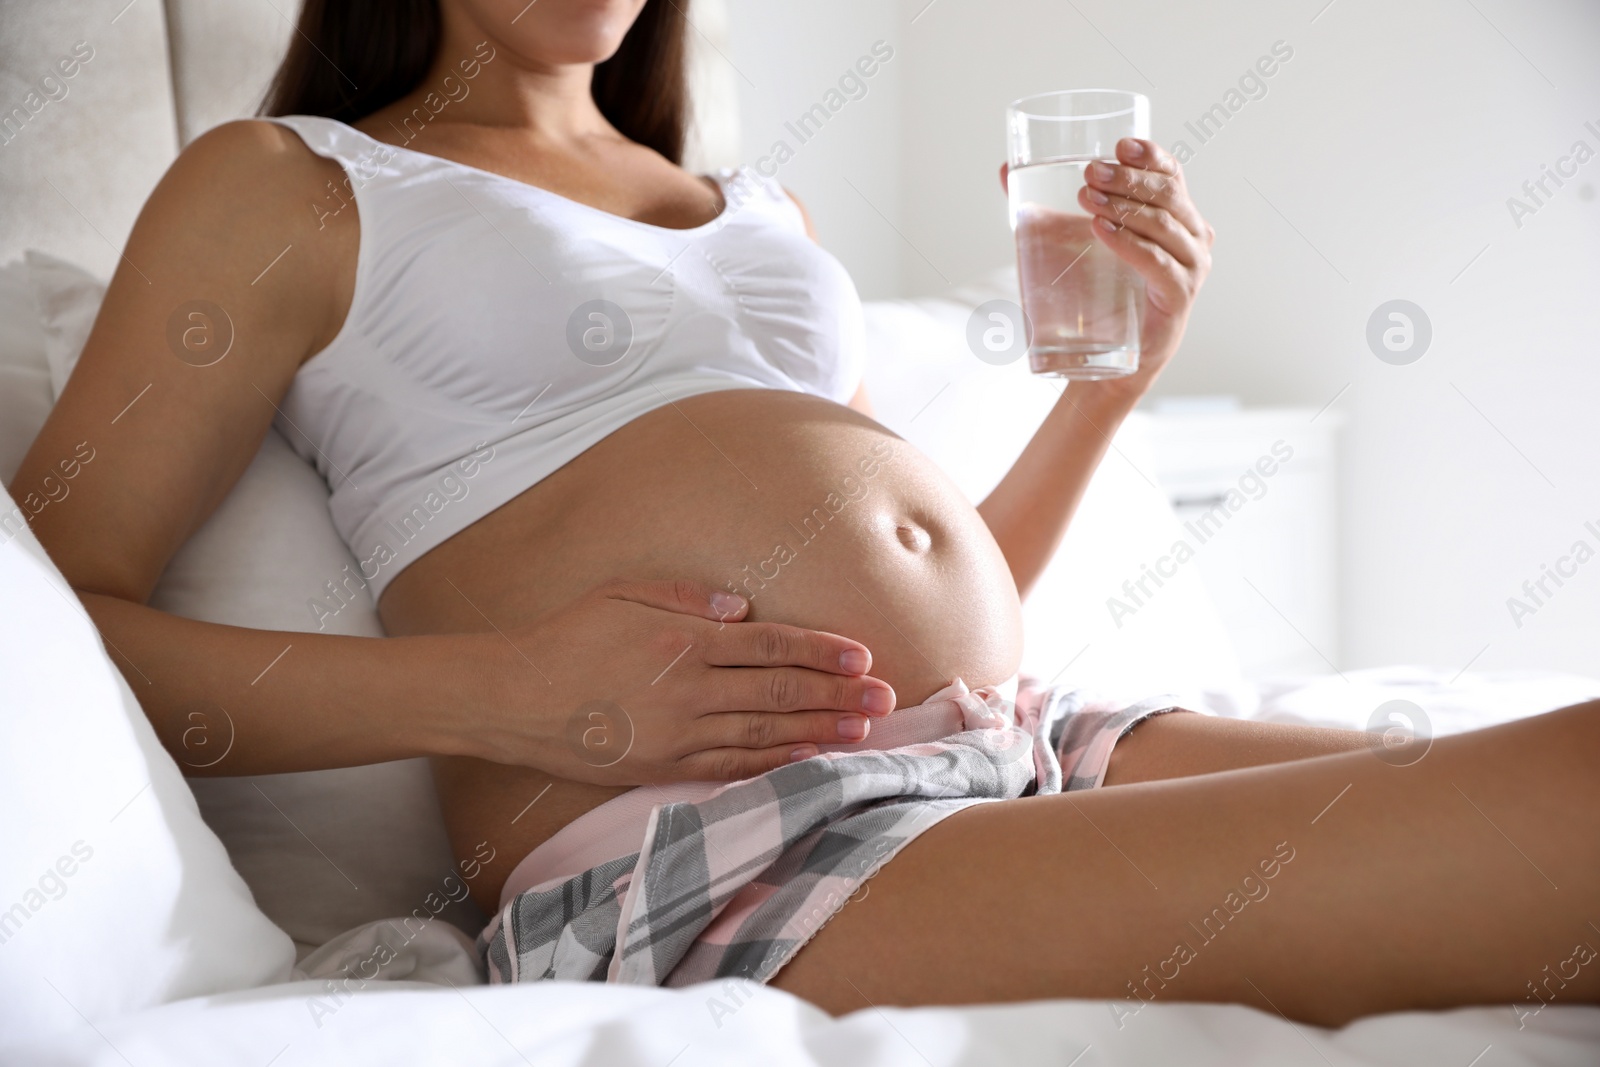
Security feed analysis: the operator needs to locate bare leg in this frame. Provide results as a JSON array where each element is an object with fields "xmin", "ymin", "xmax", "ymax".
[
  {"xmin": 1104, "ymin": 712, "xmax": 1372, "ymax": 785},
  {"xmin": 772, "ymin": 701, "xmax": 1600, "ymax": 1026}
]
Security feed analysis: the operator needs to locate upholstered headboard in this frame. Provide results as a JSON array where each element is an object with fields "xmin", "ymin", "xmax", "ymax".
[{"xmin": 0, "ymin": 0, "xmax": 741, "ymax": 280}]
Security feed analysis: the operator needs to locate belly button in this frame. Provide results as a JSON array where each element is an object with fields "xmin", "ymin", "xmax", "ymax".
[{"xmin": 895, "ymin": 522, "xmax": 933, "ymax": 553}]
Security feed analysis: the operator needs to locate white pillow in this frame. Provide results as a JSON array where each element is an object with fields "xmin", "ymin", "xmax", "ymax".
[
  {"xmin": 0, "ymin": 486, "xmax": 294, "ymax": 1046},
  {"xmin": 23, "ymin": 252, "xmax": 484, "ymax": 955},
  {"xmin": 861, "ymin": 267, "xmax": 1242, "ymax": 699},
  {"xmin": 0, "ymin": 259, "xmax": 53, "ymax": 483},
  {"xmin": 26, "ymin": 250, "xmax": 104, "ymax": 399}
]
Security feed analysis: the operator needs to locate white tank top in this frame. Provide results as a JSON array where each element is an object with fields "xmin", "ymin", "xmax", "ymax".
[{"xmin": 264, "ymin": 115, "xmax": 866, "ymax": 600}]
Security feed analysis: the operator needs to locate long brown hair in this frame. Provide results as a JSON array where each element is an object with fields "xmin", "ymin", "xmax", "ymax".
[{"xmin": 261, "ymin": 0, "xmax": 690, "ymax": 163}]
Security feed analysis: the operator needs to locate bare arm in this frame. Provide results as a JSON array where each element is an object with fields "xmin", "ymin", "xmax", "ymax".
[
  {"xmin": 14, "ymin": 125, "xmax": 893, "ymax": 781},
  {"xmin": 977, "ymin": 387, "xmax": 1136, "ymax": 599},
  {"xmin": 15, "ymin": 120, "xmax": 391, "ymax": 774},
  {"xmin": 75, "ymin": 595, "xmax": 504, "ymax": 774},
  {"xmin": 978, "ymin": 140, "xmax": 1214, "ymax": 598}
]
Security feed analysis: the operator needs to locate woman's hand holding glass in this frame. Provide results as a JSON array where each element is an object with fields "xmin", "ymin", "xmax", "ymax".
[{"xmin": 1003, "ymin": 137, "xmax": 1214, "ymax": 404}]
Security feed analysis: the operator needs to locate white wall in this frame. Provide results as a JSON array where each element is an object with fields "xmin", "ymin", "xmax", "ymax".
[
  {"xmin": 726, "ymin": 0, "xmax": 1600, "ymax": 678},
  {"xmin": 724, "ymin": 1, "xmax": 904, "ymax": 299}
]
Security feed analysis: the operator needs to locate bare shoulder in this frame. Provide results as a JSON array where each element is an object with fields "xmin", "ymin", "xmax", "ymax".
[
  {"xmin": 129, "ymin": 117, "xmax": 358, "ymax": 357},
  {"xmin": 152, "ymin": 118, "xmax": 344, "ymax": 224},
  {"xmin": 15, "ymin": 118, "xmax": 361, "ymax": 596},
  {"xmin": 173, "ymin": 117, "xmax": 323, "ymax": 172}
]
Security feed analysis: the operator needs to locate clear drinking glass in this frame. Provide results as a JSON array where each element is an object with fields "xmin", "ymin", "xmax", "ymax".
[{"xmin": 1007, "ymin": 89, "xmax": 1150, "ymax": 378}]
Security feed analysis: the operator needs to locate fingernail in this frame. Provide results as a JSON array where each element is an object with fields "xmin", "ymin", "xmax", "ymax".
[
  {"xmin": 839, "ymin": 648, "xmax": 869, "ymax": 674},
  {"xmin": 1087, "ymin": 189, "xmax": 1109, "ymax": 205},
  {"xmin": 861, "ymin": 687, "xmax": 894, "ymax": 715},
  {"xmin": 1091, "ymin": 161, "xmax": 1116, "ymax": 182},
  {"xmin": 837, "ymin": 716, "xmax": 869, "ymax": 741},
  {"xmin": 789, "ymin": 745, "xmax": 817, "ymax": 763},
  {"xmin": 1123, "ymin": 140, "xmax": 1145, "ymax": 158},
  {"xmin": 710, "ymin": 591, "xmax": 745, "ymax": 616},
  {"xmin": 1094, "ymin": 216, "xmax": 1118, "ymax": 234}
]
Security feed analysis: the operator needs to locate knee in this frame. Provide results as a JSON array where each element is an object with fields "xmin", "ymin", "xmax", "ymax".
[
  {"xmin": 1538, "ymin": 699, "xmax": 1600, "ymax": 794},
  {"xmin": 1555, "ymin": 698, "xmax": 1600, "ymax": 730}
]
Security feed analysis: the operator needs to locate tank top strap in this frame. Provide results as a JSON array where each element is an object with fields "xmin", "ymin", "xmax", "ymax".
[{"xmin": 261, "ymin": 114, "xmax": 406, "ymax": 186}]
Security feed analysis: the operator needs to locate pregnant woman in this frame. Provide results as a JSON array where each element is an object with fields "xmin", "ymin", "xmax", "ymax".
[{"xmin": 19, "ymin": 0, "xmax": 1598, "ymax": 1027}]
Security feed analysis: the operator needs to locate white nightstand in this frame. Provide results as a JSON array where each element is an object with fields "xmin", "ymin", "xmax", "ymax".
[{"xmin": 1143, "ymin": 403, "xmax": 1344, "ymax": 678}]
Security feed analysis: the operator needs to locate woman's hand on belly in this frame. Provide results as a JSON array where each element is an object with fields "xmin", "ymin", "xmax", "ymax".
[
  {"xmin": 391, "ymin": 390, "xmax": 1026, "ymax": 910},
  {"xmin": 447, "ymin": 576, "xmax": 896, "ymax": 784}
]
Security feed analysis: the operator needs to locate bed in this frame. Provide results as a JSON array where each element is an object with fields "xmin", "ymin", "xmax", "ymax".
[{"xmin": 3, "ymin": 2, "xmax": 1598, "ymax": 1063}]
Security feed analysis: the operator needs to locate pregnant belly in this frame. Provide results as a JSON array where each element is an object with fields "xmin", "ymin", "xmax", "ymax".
[{"xmin": 378, "ymin": 389, "xmax": 1024, "ymax": 913}]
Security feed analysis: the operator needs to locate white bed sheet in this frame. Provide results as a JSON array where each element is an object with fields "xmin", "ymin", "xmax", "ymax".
[
  {"xmin": 11, "ymin": 978, "xmax": 1600, "ymax": 1067},
  {"xmin": 10, "ymin": 667, "xmax": 1598, "ymax": 1066}
]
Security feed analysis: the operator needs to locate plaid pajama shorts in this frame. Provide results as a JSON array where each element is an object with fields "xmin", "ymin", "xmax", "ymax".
[{"xmin": 479, "ymin": 678, "xmax": 1181, "ymax": 987}]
